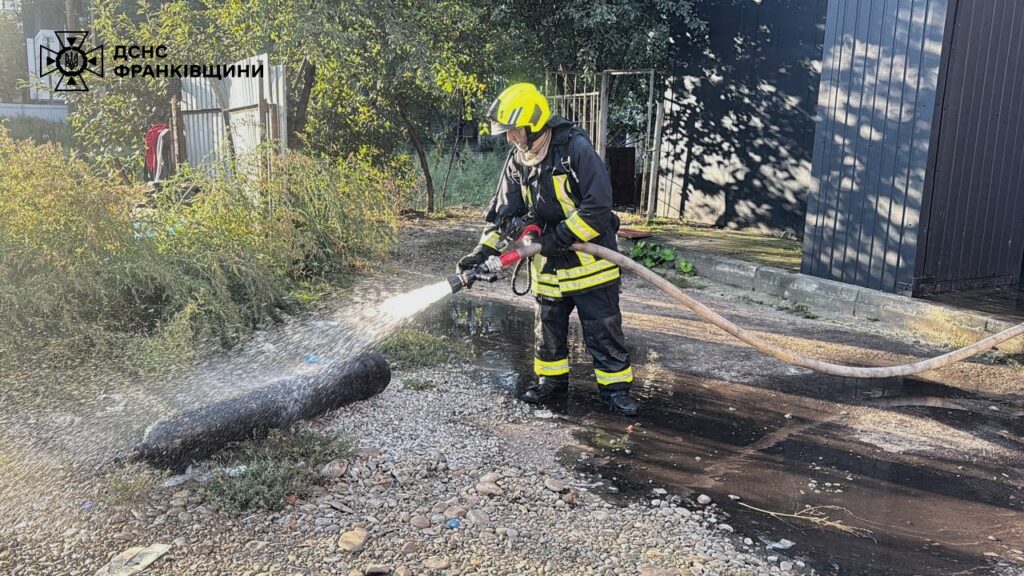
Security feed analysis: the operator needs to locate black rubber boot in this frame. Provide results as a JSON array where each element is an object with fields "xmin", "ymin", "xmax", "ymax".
[
  {"xmin": 600, "ymin": 389, "xmax": 638, "ymax": 417},
  {"xmin": 523, "ymin": 377, "xmax": 569, "ymax": 404}
]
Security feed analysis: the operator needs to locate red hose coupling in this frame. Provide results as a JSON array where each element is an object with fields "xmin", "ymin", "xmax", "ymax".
[{"xmin": 499, "ymin": 250, "xmax": 523, "ymax": 268}]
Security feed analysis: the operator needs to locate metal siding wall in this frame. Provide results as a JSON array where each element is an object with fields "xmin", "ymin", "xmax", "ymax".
[
  {"xmin": 657, "ymin": 0, "xmax": 828, "ymax": 236},
  {"xmin": 918, "ymin": 0, "xmax": 1024, "ymax": 292},
  {"xmin": 802, "ymin": 0, "xmax": 949, "ymax": 294}
]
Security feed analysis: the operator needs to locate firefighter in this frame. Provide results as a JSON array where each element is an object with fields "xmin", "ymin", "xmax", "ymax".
[{"xmin": 457, "ymin": 83, "xmax": 638, "ymax": 416}]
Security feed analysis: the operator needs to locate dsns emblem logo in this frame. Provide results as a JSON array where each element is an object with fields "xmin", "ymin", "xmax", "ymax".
[{"xmin": 39, "ymin": 31, "xmax": 104, "ymax": 92}]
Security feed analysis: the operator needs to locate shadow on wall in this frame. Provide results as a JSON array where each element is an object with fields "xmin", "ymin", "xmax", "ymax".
[
  {"xmin": 657, "ymin": 0, "xmax": 828, "ymax": 238},
  {"xmin": 801, "ymin": 0, "xmax": 948, "ymax": 294}
]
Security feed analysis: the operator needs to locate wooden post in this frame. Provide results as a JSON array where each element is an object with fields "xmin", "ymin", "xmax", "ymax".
[
  {"xmin": 638, "ymin": 71, "xmax": 656, "ymax": 215},
  {"xmin": 66, "ymin": 0, "xmax": 77, "ymax": 29},
  {"xmin": 597, "ymin": 71, "xmax": 610, "ymax": 162},
  {"xmin": 646, "ymin": 100, "xmax": 665, "ymax": 220},
  {"xmin": 169, "ymin": 95, "xmax": 186, "ymax": 174}
]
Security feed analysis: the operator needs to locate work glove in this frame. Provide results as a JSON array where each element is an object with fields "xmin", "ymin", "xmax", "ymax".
[
  {"xmin": 457, "ymin": 246, "xmax": 497, "ymax": 272},
  {"xmin": 539, "ymin": 230, "xmax": 573, "ymax": 257}
]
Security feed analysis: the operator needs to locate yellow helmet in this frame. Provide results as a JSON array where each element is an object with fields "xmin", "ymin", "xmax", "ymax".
[{"xmin": 486, "ymin": 83, "xmax": 551, "ymax": 135}]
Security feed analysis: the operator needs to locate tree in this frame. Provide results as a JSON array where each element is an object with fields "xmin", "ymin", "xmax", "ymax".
[
  {"xmin": 303, "ymin": 0, "xmax": 493, "ymax": 211},
  {"xmin": 491, "ymin": 0, "xmax": 702, "ymax": 75},
  {"xmin": 76, "ymin": 0, "xmax": 495, "ymax": 210},
  {"xmin": 0, "ymin": 12, "xmax": 27, "ymax": 102}
]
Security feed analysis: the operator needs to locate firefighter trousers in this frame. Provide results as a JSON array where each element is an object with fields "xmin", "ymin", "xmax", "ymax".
[{"xmin": 533, "ymin": 282, "xmax": 633, "ymax": 391}]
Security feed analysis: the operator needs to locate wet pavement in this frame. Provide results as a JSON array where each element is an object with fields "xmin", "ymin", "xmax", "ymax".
[{"xmin": 422, "ymin": 296, "xmax": 1024, "ymax": 576}]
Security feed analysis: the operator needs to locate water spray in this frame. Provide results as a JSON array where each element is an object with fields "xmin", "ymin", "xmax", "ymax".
[{"xmin": 449, "ymin": 240, "xmax": 1024, "ymax": 379}]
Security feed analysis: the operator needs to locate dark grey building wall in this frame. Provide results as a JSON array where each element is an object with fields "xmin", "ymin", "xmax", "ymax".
[
  {"xmin": 802, "ymin": 0, "xmax": 950, "ymax": 294},
  {"xmin": 655, "ymin": 0, "xmax": 827, "ymax": 237},
  {"xmin": 915, "ymin": 0, "xmax": 1024, "ymax": 293}
]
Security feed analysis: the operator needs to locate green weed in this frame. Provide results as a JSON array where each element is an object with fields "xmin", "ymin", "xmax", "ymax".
[
  {"xmin": 777, "ymin": 302, "xmax": 819, "ymax": 320},
  {"xmin": 379, "ymin": 328, "xmax": 461, "ymax": 368},
  {"xmin": 629, "ymin": 240, "xmax": 677, "ymax": 269},
  {"xmin": 676, "ymin": 257, "xmax": 696, "ymax": 276},
  {"xmin": 402, "ymin": 377, "xmax": 437, "ymax": 391},
  {"xmin": 203, "ymin": 428, "xmax": 355, "ymax": 513}
]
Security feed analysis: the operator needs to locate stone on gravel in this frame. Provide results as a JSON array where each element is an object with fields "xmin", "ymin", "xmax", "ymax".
[
  {"xmin": 395, "ymin": 566, "xmax": 413, "ymax": 576},
  {"xmin": 338, "ymin": 528, "xmax": 368, "ymax": 552},
  {"xmin": 466, "ymin": 509, "xmax": 490, "ymax": 525},
  {"xmin": 410, "ymin": 515, "xmax": 430, "ymax": 529},
  {"xmin": 364, "ymin": 565, "xmax": 390, "ymax": 575},
  {"xmin": 475, "ymin": 482, "xmax": 503, "ymax": 497},
  {"xmin": 423, "ymin": 556, "xmax": 450, "ymax": 570},
  {"xmin": 400, "ymin": 541, "xmax": 421, "ymax": 554},
  {"xmin": 479, "ymin": 472, "xmax": 501, "ymax": 483},
  {"xmin": 543, "ymin": 478, "xmax": 567, "ymax": 493},
  {"xmin": 697, "ymin": 494, "xmax": 712, "ymax": 505},
  {"xmin": 780, "ymin": 560, "xmax": 794, "ymax": 572},
  {"xmin": 322, "ymin": 460, "xmax": 348, "ymax": 480}
]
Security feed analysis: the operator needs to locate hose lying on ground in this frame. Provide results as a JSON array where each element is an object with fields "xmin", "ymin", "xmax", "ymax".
[{"xmin": 516, "ymin": 242, "xmax": 1024, "ymax": 379}]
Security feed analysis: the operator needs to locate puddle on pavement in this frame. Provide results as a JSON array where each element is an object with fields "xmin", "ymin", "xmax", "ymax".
[{"xmin": 420, "ymin": 297, "xmax": 1024, "ymax": 576}]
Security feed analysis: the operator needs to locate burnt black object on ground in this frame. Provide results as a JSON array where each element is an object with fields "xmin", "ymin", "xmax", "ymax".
[{"xmin": 135, "ymin": 351, "xmax": 391, "ymax": 470}]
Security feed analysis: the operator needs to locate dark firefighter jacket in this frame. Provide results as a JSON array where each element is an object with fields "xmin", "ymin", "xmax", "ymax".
[{"xmin": 478, "ymin": 115, "xmax": 620, "ymax": 299}]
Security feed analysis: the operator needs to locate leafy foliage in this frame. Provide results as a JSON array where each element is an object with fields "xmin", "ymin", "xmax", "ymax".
[
  {"xmin": 492, "ymin": 0, "xmax": 702, "ymax": 75},
  {"xmin": 0, "ymin": 127, "xmax": 413, "ymax": 367},
  {"xmin": 0, "ymin": 12, "xmax": 27, "ymax": 102},
  {"xmin": 630, "ymin": 240, "xmax": 677, "ymax": 269},
  {"xmin": 629, "ymin": 240, "xmax": 697, "ymax": 275},
  {"xmin": 676, "ymin": 257, "xmax": 695, "ymax": 276},
  {"xmin": 70, "ymin": 0, "xmax": 702, "ymax": 203}
]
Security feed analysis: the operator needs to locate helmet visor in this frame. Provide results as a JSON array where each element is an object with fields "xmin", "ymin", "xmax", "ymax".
[{"xmin": 489, "ymin": 120, "xmax": 516, "ymax": 135}]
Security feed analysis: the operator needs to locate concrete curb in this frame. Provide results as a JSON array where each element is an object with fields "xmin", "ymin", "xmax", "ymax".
[{"xmin": 620, "ymin": 238, "xmax": 1023, "ymax": 355}]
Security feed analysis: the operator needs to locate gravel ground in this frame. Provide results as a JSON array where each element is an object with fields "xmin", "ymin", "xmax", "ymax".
[
  {"xmin": 0, "ymin": 366, "xmax": 778, "ymax": 576},
  {"xmin": 1, "ymin": 212, "xmax": 1020, "ymax": 575}
]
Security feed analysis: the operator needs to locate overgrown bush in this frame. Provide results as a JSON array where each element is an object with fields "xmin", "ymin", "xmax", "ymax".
[{"xmin": 0, "ymin": 127, "xmax": 415, "ymax": 369}]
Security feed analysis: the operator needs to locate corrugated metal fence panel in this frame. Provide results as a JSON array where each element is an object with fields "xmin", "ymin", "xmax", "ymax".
[
  {"xmin": 180, "ymin": 75, "xmax": 228, "ymax": 173},
  {"xmin": 0, "ymin": 102, "xmax": 67, "ymax": 121},
  {"xmin": 224, "ymin": 54, "xmax": 268, "ymax": 165},
  {"xmin": 269, "ymin": 64, "xmax": 288, "ymax": 155},
  {"xmin": 916, "ymin": 0, "xmax": 1024, "ymax": 292},
  {"xmin": 656, "ymin": 0, "xmax": 828, "ymax": 236},
  {"xmin": 179, "ymin": 54, "xmax": 286, "ymax": 174},
  {"xmin": 26, "ymin": 31, "xmax": 60, "ymax": 101},
  {"xmin": 802, "ymin": 0, "xmax": 950, "ymax": 294}
]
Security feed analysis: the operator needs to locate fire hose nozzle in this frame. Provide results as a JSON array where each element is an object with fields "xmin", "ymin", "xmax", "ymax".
[
  {"xmin": 447, "ymin": 273, "xmax": 469, "ymax": 294},
  {"xmin": 448, "ymin": 253, "xmax": 521, "ymax": 295}
]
